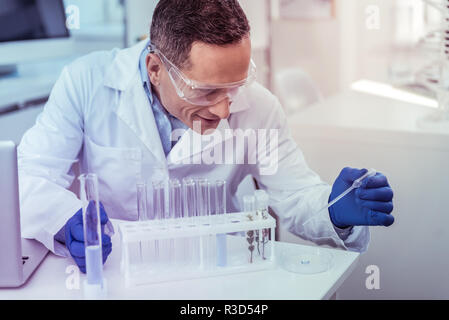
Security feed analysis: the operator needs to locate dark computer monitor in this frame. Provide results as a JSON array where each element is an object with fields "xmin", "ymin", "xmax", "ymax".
[
  {"xmin": 0, "ymin": 0, "xmax": 69, "ymax": 43},
  {"xmin": 0, "ymin": 0, "xmax": 71, "ymax": 74}
]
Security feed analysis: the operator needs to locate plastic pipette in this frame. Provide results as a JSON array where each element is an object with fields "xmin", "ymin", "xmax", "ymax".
[
  {"xmin": 317, "ymin": 168, "xmax": 377, "ymax": 214},
  {"xmin": 301, "ymin": 168, "xmax": 377, "ymax": 222}
]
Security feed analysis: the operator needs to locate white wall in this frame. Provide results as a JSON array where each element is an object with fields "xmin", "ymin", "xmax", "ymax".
[
  {"xmin": 271, "ymin": 17, "xmax": 341, "ymax": 97},
  {"xmin": 269, "ymin": 0, "xmax": 344, "ymax": 98},
  {"xmin": 63, "ymin": 0, "xmax": 124, "ymax": 25},
  {"xmin": 63, "ymin": 0, "xmax": 125, "ymax": 53},
  {"xmin": 124, "ymin": 0, "xmax": 158, "ymax": 47},
  {"xmin": 269, "ymin": 0, "xmax": 425, "ymax": 98},
  {"xmin": 241, "ymin": 0, "xmax": 343, "ymax": 96}
]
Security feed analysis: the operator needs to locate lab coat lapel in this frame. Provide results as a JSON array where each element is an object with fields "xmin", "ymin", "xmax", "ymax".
[
  {"xmin": 229, "ymin": 87, "xmax": 251, "ymax": 113},
  {"xmin": 113, "ymin": 75, "xmax": 166, "ymax": 165},
  {"xmin": 167, "ymin": 119, "xmax": 232, "ymax": 166},
  {"xmin": 104, "ymin": 40, "xmax": 166, "ymax": 164}
]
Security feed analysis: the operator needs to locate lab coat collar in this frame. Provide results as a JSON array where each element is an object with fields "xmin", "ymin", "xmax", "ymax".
[
  {"xmin": 104, "ymin": 39, "xmax": 149, "ymax": 91},
  {"xmin": 229, "ymin": 87, "xmax": 251, "ymax": 113}
]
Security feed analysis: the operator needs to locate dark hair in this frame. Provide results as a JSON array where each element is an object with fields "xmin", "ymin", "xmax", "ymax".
[{"xmin": 150, "ymin": 0, "xmax": 251, "ymax": 70}]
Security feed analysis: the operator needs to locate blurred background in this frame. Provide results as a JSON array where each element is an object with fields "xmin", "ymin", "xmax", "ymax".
[{"xmin": 1, "ymin": 0, "xmax": 448, "ymax": 299}]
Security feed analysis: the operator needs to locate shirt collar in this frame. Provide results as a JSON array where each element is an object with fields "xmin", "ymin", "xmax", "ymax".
[
  {"xmin": 139, "ymin": 43, "xmax": 186, "ymax": 129},
  {"xmin": 139, "ymin": 42, "xmax": 154, "ymax": 105}
]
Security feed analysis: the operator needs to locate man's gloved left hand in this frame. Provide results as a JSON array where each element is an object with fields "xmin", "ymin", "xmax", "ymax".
[
  {"xmin": 64, "ymin": 201, "xmax": 113, "ymax": 273},
  {"xmin": 329, "ymin": 167, "xmax": 395, "ymax": 228}
]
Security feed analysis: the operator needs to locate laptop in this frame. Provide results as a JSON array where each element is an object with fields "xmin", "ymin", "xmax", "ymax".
[{"xmin": 0, "ymin": 141, "xmax": 48, "ymax": 288}]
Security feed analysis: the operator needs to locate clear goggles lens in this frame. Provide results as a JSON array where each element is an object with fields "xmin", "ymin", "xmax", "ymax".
[
  {"xmin": 168, "ymin": 70, "xmax": 255, "ymax": 106},
  {"xmin": 153, "ymin": 46, "xmax": 256, "ymax": 106}
]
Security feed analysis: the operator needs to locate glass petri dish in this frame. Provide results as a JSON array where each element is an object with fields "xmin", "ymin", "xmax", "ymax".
[{"xmin": 279, "ymin": 246, "xmax": 333, "ymax": 274}]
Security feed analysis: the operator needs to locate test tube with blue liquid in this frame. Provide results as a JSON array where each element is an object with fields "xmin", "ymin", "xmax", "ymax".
[{"xmin": 79, "ymin": 173, "xmax": 107, "ymax": 299}]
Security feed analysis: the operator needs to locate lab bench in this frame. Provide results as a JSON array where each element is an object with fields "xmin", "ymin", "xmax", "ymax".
[{"xmin": 0, "ymin": 220, "xmax": 359, "ymax": 300}]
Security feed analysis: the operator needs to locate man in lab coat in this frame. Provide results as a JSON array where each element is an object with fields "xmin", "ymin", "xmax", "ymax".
[{"xmin": 18, "ymin": 0, "xmax": 394, "ymax": 272}]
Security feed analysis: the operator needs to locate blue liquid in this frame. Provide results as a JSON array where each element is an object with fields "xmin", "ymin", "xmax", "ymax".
[
  {"xmin": 86, "ymin": 245, "xmax": 103, "ymax": 285},
  {"xmin": 216, "ymin": 234, "xmax": 227, "ymax": 267}
]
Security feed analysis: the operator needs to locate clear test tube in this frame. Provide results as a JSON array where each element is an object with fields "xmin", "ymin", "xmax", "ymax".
[
  {"xmin": 197, "ymin": 179, "xmax": 212, "ymax": 269},
  {"xmin": 255, "ymin": 190, "xmax": 270, "ymax": 260},
  {"xmin": 136, "ymin": 182, "xmax": 149, "ymax": 265},
  {"xmin": 215, "ymin": 180, "xmax": 227, "ymax": 267},
  {"xmin": 194, "ymin": 178, "xmax": 205, "ymax": 220},
  {"xmin": 243, "ymin": 194, "xmax": 258, "ymax": 262},
  {"xmin": 206, "ymin": 180, "xmax": 216, "ymax": 268},
  {"xmin": 182, "ymin": 178, "xmax": 198, "ymax": 268},
  {"xmin": 243, "ymin": 195, "xmax": 256, "ymax": 213},
  {"xmin": 168, "ymin": 179, "xmax": 181, "ymax": 265},
  {"xmin": 137, "ymin": 182, "xmax": 148, "ymax": 221},
  {"xmin": 152, "ymin": 180, "xmax": 165, "ymax": 223},
  {"xmin": 183, "ymin": 178, "xmax": 197, "ymax": 222},
  {"xmin": 169, "ymin": 179, "xmax": 182, "ymax": 219},
  {"xmin": 152, "ymin": 180, "xmax": 166, "ymax": 266},
  {"xmin": 215, "ymin": 180, "xmax": 226, "ymax": 219},
  {"xmin": 255, "ymin": 190, "xmax": 269, "ymax": 218},
  {"xmin": 78, "ymin": 173, "xmax": 106, "ymax": 299},
  {"xmin": 197, "ymin": 179, "xmax": 210, "ymax": 220},
  {"xmin": 159, "ymin": 180, "xmax": 170, "ymax": 260}
]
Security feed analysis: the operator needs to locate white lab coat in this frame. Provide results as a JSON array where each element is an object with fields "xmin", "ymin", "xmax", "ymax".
[{"xmin": 18, "ymin": 40, "xmax": 369, "ymax": 256}]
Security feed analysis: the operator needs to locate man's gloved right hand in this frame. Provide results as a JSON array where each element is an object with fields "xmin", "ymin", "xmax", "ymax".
[
  {"xmin": 64, "ymin": 202, "xmax": 112, "ymax": 273},
  {"xmin": 329, "ymin": 167, "xmax": 395, "ymax": 228}
]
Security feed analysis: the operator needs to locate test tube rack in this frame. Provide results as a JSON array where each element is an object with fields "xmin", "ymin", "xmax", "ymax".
[{"xmin": 119, "ymin": 211, "xmax": 276, "ymax": 286}]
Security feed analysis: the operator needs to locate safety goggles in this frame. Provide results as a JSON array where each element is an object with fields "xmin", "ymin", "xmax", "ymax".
[{"xmin": 148, "ymin": 43, "xmax": 257, "ymax": 106}]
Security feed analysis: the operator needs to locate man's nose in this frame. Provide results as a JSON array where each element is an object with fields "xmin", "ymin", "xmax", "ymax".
[{"xmin": 208, "ymin": 98, "xmax": 230, "ymax": 119}]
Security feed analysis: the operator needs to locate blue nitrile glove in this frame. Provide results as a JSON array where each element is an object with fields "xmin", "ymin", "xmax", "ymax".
[
  {"xmin": 329, "ymin": 167, "xmax": 395, "ymax": 228},
  {"xmin": 64, "ymin": 201, "xmax": 112, "ymax": 273}
]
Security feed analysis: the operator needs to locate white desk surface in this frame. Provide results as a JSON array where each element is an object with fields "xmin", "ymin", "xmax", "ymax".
[
  {"xmin": 290, "ymin": 90, "xmax": 438, "ymax": 132},
  {"xmin": 0, "ymin": 220, "xmax": 359, "ymax": 300}
]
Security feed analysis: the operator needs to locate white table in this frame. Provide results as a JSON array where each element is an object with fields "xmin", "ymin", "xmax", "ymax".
[{"xmin": 0, "ymin": 221, "xmax": 359, "ymax": 300}]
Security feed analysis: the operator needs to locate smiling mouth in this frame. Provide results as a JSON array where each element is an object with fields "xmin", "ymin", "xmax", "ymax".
[{"xmin": 198, "ymin": 116, "xmax": 220, "ymax": 123}]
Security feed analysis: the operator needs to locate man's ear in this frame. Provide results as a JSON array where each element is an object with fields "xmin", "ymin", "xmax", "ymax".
[{"xmin": 146, "ymin": 53, "xmax": 162, "ymax": 86}]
